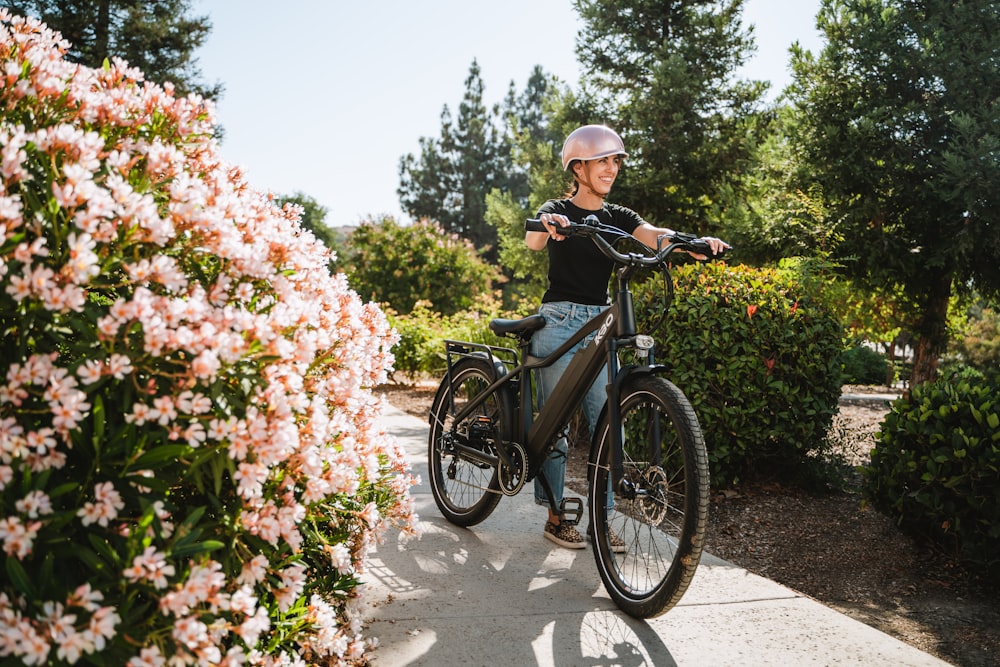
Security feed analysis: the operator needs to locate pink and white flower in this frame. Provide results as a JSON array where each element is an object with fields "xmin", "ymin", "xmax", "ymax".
[{"xmin": 77, "ymin": 482, "xmax": 124, "ymax": 527}]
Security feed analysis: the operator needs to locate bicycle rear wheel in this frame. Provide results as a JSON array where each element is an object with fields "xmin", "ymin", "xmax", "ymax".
[
  {"xmin": 589, "ymin": 374, "xmax": 709, "ymax": 618},
  {"xmin": 428, "ymin": 357, "xmax": 513, "ymax": 526}
]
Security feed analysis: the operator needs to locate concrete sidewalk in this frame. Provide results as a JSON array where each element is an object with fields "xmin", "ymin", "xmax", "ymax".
[{"xmin": 362, "ymin": 404, "xmax": 951, "ymax": 667}]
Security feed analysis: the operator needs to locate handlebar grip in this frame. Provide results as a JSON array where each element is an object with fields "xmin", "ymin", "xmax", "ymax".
[{"xmin": 525, "ymin": 218, "xmax": 546, "ymax": 233}]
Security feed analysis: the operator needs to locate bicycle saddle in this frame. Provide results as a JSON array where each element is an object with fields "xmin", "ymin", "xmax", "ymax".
[{"xmin": 489, "ymin": 314, "xmax": 546, "ymax": 338}]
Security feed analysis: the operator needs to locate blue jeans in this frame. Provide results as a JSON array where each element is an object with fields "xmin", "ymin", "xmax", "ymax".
[{"xmin": 531, "ymin": 301, "xmax": 609, "ymax": 508}]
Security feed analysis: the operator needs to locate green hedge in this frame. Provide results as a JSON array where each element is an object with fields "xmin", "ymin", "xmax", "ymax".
[
  {"xmin": 388, "ymin": 295, "xmax": 525, "ymax": 380},
  {"xmin": 863, "ymin": 379, "xmax": 1000, "ymax": 576},
  {"xmin": 840, "ymin": 344, "xmax": 891, "ymax": 385},
  {"xmin": 646, "ymin": 262, "xmax": 844, "ymax": 487},
  {"xmin": 393, "ymin": 262, "xmax": 845, "ymax": 488}
]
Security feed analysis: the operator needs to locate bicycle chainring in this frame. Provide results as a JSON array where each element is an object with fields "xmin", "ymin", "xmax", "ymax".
[{"xmin": 498, "ymin": 442, "xmax": 527, "ymax": 496}]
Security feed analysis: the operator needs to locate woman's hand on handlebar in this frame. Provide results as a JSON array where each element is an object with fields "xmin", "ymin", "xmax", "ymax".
[
  {"xmin": 525, "ymin": 213, "xmax": 573, "ymax": 250},
  {"xmin": 685, "ymin": 236, "xmax": 729, "ymax": 261},
  {"xmin": 539, "ymin": 213, "xmax": 572, "ymax": 241}
]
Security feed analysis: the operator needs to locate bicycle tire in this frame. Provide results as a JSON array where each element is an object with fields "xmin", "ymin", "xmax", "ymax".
[
  {"xmin": 589, "ymin": 374, "xmax": 709, "ymax": 618},
  {"xmin": 428, "ymin": 356, "xmax": 514, "ymax": 526}
]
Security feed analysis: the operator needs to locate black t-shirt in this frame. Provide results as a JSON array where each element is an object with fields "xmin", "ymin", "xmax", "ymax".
[{"xmin": 537, "ymin": 199, "xmax": 645, "ymax": 305}]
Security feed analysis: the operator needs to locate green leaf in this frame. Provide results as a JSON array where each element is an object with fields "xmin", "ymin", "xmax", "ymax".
[
  {"xmin": 170, "ymin": 539, "xmax": 224, "ymax": 559},
  {"xmin": 74, "ymin": 545, "xmax": 106, "ymax": 573},
  {"xmin": 88, "ymin": 534, "xmax": 120, "ymax": 565},
  {"xmin": 92, "ymin": 393, "xmax": 105, "ymax": 445},
  {"xmin": 5, "ymin": 557, "xmax": 34, "ymax": 596},
  {"xmin": 132, "ymin": 444, "xmax": 190, "ymax": 469}
]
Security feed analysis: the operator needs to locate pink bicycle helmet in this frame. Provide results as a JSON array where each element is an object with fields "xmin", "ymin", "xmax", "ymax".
[{"xmin": 560, "ymin": 124, "xmax": 628, "ymax": 170}]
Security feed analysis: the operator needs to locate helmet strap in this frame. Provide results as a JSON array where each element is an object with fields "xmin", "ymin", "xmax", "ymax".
[{"xmin": 572, "ymin": 163, "xmax": 607, "ymax": 201}]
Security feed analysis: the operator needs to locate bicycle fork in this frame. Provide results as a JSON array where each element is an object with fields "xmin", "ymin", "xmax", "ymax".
[{"xmin": 604, "ymin": 334, "xmax": 662, "ymax": 501}]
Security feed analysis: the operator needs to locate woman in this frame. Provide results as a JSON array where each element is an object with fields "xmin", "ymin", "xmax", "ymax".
[{"xmin": 526, "ymin": 124, "xmax": 728, "ymax": 549}]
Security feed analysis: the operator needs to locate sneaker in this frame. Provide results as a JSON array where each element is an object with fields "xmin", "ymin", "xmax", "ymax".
[
  {"xmin": 587, "ymin": 525, "xmax": 626, "ymax": 553},
  {"xmin": 544, "ymin": 521, "xmax": 586, "ymax": 549}
]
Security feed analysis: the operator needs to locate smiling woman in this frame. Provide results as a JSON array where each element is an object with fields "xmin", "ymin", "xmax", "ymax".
[{"xmin": 523, "ymin": 124, "xmax": 727, "ymax": 547}]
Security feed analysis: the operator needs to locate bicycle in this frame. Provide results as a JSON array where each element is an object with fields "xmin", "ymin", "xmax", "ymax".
[{"xmin": 427, "ymin": 215, "xmax": 722, "ymax": 618}]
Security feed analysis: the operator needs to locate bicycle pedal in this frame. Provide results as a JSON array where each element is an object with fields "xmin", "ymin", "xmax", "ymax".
[{"xmin": 559, "ymin": 497, "xmax": 583, "ymax": 526}]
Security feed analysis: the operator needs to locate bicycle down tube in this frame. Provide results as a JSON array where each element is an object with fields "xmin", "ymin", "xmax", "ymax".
[{"xmin": 521, "ymin": 305, "xmax": 617, "ymax": 475}]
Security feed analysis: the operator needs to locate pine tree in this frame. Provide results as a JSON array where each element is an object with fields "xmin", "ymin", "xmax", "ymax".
[
  {"xmin": 498, "ymin": 65, "xmax": 559, "ymax": 207},
  {"xmin": 573, "ymin": 0, "xmax": 767, "ymax": 231},
  {"xmin": 398, "ymin": 60, "xmax": 508, "ymax": 259}
]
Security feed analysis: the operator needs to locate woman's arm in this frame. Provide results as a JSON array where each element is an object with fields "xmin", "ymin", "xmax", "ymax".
[
  {"xmin": 632, "ymin": 223, "xmax": 675, "ymax": 250},
  {"xmin": 634, "ymin": 222, "xmax": 729, "ymax": 258}
]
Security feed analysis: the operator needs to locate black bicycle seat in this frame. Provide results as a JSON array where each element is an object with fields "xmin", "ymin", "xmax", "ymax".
[{"xmin": 489, "ymin": 314, "xmax": 546, "ymax": 338}]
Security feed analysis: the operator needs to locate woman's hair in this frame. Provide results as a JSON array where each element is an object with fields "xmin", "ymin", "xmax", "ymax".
[{"xmin": 563, "ymin": 161, "xmax": 580, "ymax": 198}]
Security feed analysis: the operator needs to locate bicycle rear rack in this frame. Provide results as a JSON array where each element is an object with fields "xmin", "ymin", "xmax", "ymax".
[
  {"xmin": 442, "ymin": 339, "xmax": 520, "ymax": 423},
  {"xmin": 443, "ymin": 339, "xmax": 518, "ymax": 379}
]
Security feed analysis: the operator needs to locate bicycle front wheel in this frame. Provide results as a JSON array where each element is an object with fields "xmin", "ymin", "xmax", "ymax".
[
  {"xmin": 589, "ymin": 374, "xmax": 709, "ymax": 618},
  {"xmin": 427, "ymin": 357, "xmax": 512, "ymax": 527}
]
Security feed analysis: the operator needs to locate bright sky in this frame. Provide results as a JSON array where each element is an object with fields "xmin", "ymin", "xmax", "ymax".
[{"xmin": 193, "ymin": 0, "xmax": 823, "ymax": 229}]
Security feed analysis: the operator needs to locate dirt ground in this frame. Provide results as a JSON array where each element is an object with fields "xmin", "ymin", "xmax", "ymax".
[{"xmin": 380, "ymin": 382, "xmax": 1000, "ymax": 667}]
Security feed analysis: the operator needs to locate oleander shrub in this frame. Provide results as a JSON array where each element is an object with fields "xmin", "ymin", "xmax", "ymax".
[
  {"xmin": 840, "ymin": 344, "xmax": 891, "ymax": 385},
  {"xmin": 643, "ymin": 261, "xmax": 844, "ymax": 487},
  {"xmin": 0, "ymin": 12, "xmax": 416, "ymax": 666},
  {"xmin": 863, "ymin": 379, "xmax": 1000, "ymax": 576}
]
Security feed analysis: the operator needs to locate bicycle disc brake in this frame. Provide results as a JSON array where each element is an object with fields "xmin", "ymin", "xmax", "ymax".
[
  {"xmin": 638, "ymin": 466, "xmax": 669, "ymax": 524},
  {"xmin": 499, "ymin": 442, "xmax": 526, "ymax": 496}
]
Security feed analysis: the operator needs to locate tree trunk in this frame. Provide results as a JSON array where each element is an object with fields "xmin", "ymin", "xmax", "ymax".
[
  {"xmin": 909, "ymin": 272, "xmax": 952, "ymax": 386},
  {"xmin": 883, "ymin": 341, "xmax": 897, "ymax": 387},
  {"xmin": 94, "ymin": 0, "xmax": 111, "ymax": 62}
]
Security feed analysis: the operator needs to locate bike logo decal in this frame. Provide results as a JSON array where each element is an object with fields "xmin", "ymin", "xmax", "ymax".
[{"xmin": 594, "ymin": 312, "xmax": 615, "ymax": 347}]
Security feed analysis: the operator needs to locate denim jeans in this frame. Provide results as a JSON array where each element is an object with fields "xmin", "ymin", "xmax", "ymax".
[{"xmin": 531, "ymin": 301, "xmax": 609, "ymax": 507}]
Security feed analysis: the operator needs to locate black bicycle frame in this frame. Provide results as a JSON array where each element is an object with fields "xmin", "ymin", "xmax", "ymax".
[
  {"xmin": 521, "ymin": 306, "xmax": 617, "ymax": 470},
  {"xmin": 445, "ymin": 284, "xmax": 642, "ymax": 486}
]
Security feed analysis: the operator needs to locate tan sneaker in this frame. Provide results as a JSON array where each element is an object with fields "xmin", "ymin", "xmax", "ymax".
[
  {"xmin": 588, "ymin": 525, "xmax": 626, "ymax": 553},
  {"xmin": 544, "ymin": 521, "xmax": 586, "ymax": 549}
]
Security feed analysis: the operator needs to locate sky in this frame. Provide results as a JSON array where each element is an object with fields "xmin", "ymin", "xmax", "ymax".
[{"xmin": 193, "ymin": 0, "xmax": 824, "ymax": 229}]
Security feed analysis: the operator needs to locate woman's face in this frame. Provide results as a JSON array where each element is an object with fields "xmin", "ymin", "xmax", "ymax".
[{"xmin": 574, "ymin": 155, "xmax": 622, "ymax": 196}]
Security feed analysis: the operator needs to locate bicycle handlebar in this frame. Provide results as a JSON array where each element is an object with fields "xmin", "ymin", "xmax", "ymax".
[{"xmin": 525, "ymin": 215, "xmax": 727, "ymax": 264}]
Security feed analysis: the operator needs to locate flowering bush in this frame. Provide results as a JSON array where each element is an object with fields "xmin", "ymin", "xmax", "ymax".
[{"xmin": 0, "ymin": 11, "xmax": 417, "ymax": 666}]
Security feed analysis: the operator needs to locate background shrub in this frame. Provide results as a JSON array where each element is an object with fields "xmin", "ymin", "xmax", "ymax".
[
  {"xmin": 863, "ymin": 379, "xmax": 1000, "ymax": 578},
  {"xmin": 393, "ymin": 260, "xmax": 846, "ymax": 488},
  {"xmin": 345, "ymin": 216, "xmax": 497, "ymax": 316},
  {"xmin": 952, "ymin": 305, "xmax": 1000, "ymax": 372},
  {"xmin": 840, "ymin": 344, "xmax": 891, "ymax": 385},
  {"xmin": 387, "ymin": 294, "xmax": 530, "ymax": 380},
  {"xmin": 645, "ymin": 261, "xmax": 844, "ymax": 487}
]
